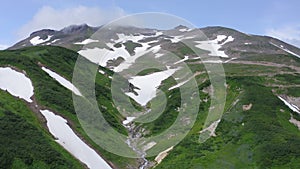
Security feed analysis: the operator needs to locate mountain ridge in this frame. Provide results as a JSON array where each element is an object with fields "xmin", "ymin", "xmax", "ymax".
[{"xmin": 9, "ymin": 24, "xmax": 300, "ymax": 61}]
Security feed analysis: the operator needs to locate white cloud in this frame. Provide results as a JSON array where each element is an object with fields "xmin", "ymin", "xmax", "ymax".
[
  {"xmin": 0, "ymin": 44, "xmax": 9, "ymax": 50},
  {"xmin": 266, "ymin": 25, "xmax": 300, "ymax": 48},
  {"xmin": 18, "ymin": 6, "xmax": 126, "ymax": 39}
]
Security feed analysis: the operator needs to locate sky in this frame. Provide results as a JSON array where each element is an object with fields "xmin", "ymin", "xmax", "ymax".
[{"xmin": 1, "ymin": 0, "xmax": 300, "ymax": 49}]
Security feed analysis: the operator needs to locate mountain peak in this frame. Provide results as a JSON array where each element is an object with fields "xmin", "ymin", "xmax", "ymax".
[
  {"xmin": 174, "ymin": 25, "xmax": 189, "ymax": 30},
  {"xmin": 61, "ymin": 24, "xmax": 91, "ymax": 34},
  {"xmin": 30, "ymin": 29, "xmax": 56, "ymax": 37}
]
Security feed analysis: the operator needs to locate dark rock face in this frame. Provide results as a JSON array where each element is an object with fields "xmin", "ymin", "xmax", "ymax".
[
  {"xmin": 61, "ymin": 24, "xmax": 90, "ymax": 34},
  {"xmin": 30, "ymin": 29, "xmax": 56, "ymax": 38},
  {"xmin": 128, "ymin": 83, "xmax": 140, "ymax": 96}
]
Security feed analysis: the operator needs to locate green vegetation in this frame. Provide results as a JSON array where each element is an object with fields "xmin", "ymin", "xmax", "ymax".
[
  {"xmin": 155, "ymin": 76, "xmax": 300, "ymax": 169},
  {"xmin": 0, "ymin": 90, "xmax": 83, "ymax": 169},
  {"xmin": 274, "ymin": 73, "xmax": 300, "ymax": 84},
  {"xmin": 0, "ymin": 46, "xmax": 136, "ymax": 168},
  {"xmin": 1, "ymin": 42, "xmax": 300, "ymax": 169}
]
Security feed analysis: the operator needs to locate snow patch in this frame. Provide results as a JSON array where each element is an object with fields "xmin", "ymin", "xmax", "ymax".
[
  {"xmin": 202, "ymin": 60, "xmax": 223, "ymax": 63},
  {"xmin": 122, "ymin": 117, "xmax": 136, "ymax": 125},
  {"xmin": 126, "ymin": 68, "xmax": 179, "ymax": 106},
  {"xmin": 78, "ymin": 45, "xmax": 131, "ymax": 68},
  {"xmin": 0, "ymin": 67, "xmax": 34, "ymax": 102},
  {"xmin": 278, "ymin": 96, "xmax": 300, "ymax": 114},
  {"xmin": 199, "ymin": 119, "xmax": 221, "ymax": 137},
  {"xmin": 74, "ymin": 39, "xmax": 99, "ymax": 45},
  {"xmin": 40, "ymin": 110, "xmax": 112, "ymax": 169},
  {"xmin": 79, "ymin": 32, "xmax": 162, "ymax": 72},
  {"xmin": 270, "ymin": 42, "xmax": 300, "ymax": 58},
  {"xmin": 30, "ymin": 35, "xmax": 53, "ymax": 45},
  {"xmin": 42, "ymin": 67, "xmax": 82, "ymax": 96},
  {"xmin": 174, "ymin": 56, "xmax": 189, "ymax": 65},
  {"xmin": 224, "ymin": 57, "xmax": 237, "ymax": 63},
  {"xmin": 51, "ymin": 39, "xmax": 60, "ymax": 43},
  {"xmin": 179, "ymin": 28, "xmax": 193, "ymax": 32},
  {"xmin": 195, "ymin": 35, "xmax": 235, "ymax": 58},
  {"xmin": 168, "ymin": 78, "xmax": 190, "ymax": 90},
  {"xmin": 223, "ymin": 36, "xmax": 234, "ymax": 44},
  {"xmin": 166, "ymin": 35, "xmax": 195, "ymax": 43},
  {"xmin": 114, "ymin": 44, "xmax": 161, "ymax": 72},
  {"xmin": 155, "ymin": 146, "xmax": 174, "ymax": 165},
  {"xmin": 99, "ymin": 70, "xmax": 105, "ymax": 74}
]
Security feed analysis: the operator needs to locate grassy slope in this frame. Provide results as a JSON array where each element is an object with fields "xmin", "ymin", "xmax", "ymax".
[
  {"xmin": 0, "ymin": 46, "xmax": 136, "ymax": 168},
  {"xmin": 0, "ymin": 90, "xmax": 83, "ymax": 169},
  {"xmin": 151, "ymin": 58, "xmax": 300, "ymax": 168},
  {"xmin": 1, "ymin": 44, "xmax": 300, "ymax": 169},
  {"xmin": 155, "ymin": 75, "xmax": 300, "ymax": 169}
]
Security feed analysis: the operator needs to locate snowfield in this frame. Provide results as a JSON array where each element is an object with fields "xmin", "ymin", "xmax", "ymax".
[
  {"xmin": 126, "ymin": 68, "xmax": 178, "ymax": 106},
  {"xmin": 42, "ymin": 67, "xmax": 82, "ymax": 96},
  {"xmin": 30, "ymin": 35, "xmax": 53, "ymax": 45},
  {"xmin": 40, "ymin": 110, "xmax": 112, "ymax": 169},
  {"xmin": 79, "ymin": 32, "xmax": 163, "ymax": 72},
  {"xmin": 195, "ymin": 35, "xmax": 234, "ymax": 58},
  {"xmin": 0, "ymin": 67, "xmax": 34, "ymax": 102}
]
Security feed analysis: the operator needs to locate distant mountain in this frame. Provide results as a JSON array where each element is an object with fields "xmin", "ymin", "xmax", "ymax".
[{"xmin": 9, "ymin": 24, "xmax": 300, "ymax": 61}]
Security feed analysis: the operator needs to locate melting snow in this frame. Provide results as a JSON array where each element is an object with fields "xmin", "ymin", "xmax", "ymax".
[
  {"xmin": 202, "ymin": 60, "xmax": 223, "ymax": 63},
  {"xmin": 51, "ymin": 39, "xmax": 60, "ymax": 43},
  {"xmin": 179, "ymin": 28, "xmax": 193, "ymax": 32},
  {"xmin": 30, "ymin": 35, "xmax": 53, "ymax": 45},
  {"xmin": 224, "ymin": 57, "xmax": 237, "ymax": 63},
  {"xmin": 278, "ymin": 96, "xmax": 300, "ymax": 114},
  {"xmin": 40, "ymin": 110, "xmax": 112, "ymax": 169},
  {"xmin": 155, "ymin": 146, "xmax": 174, "ymax": 164},
  {"xmin": 155, "ymin": 53, "xmax": 164, "ymax": 58},
  {"xmin": 0, "ymin": 67, "xmax": 34, "ymax": 102},
  {"xmin": 167, "ymin": 36, "xmax": 195, "ymax": 43},
  {"xmin": 270, "ymin": 42, "xmax": 300, "ymax": 58},
  {"xmin": 42, "ymin": 67, "xmax": 82, "ymax": 96},
  {"xmin": 223, "ymin": 36, "xmax": 234, "ymax": 44},
  {"xmin": 168, "ymin": 78, "xmax": 190, "ymax": 90},
  {"xmin": 126, "ymin": 68, "xmax": 178, "ymax": 106},
  {"xmin": 46, "ymin": 39, "xmax": 60, "ymax": 45},
  {"xmin": 174, "ymin": 56, "xmax": 189, "ymax": 64},
  {"xmin": 122, "ymin": 117, "xmax": 136, "ymax": 125},
  {"xmin": 79, "ymin": 32, "xmax": 163, "ymax": 72},
  {"xmin": 78, "ymin": 44, "xmax": 131, "ymax": 67},
  {"xmin": 195, "ymin": 35, "xmax": 234, "ymax": 58},
  {"xmin": 200, "ymin": 119, "xmax": 221, "ymax": 137},
  {"xmin": 74, "ymin": 39, "xmax": 99, "ymax": 45},
  {"xmin": 115, "ymin": 44, "xmax": 161, "ymax": 72},
  {"xmin": 99, "ymin": 70, "xmax": 105, "ymax": 74}
]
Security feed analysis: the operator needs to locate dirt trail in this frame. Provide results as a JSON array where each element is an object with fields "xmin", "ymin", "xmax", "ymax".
[
  {"xmin": 227, "ymin": 60, "xmax": 300, "ymax": 72},
  {"xmin": 189, "ymin": 60, "xmax": 300, "ymax": 72}
]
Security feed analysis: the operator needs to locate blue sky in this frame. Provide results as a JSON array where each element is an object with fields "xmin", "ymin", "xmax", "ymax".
[{"xmin": 1, "ymin": 0, "xmax": 300, "ymax": 49}]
